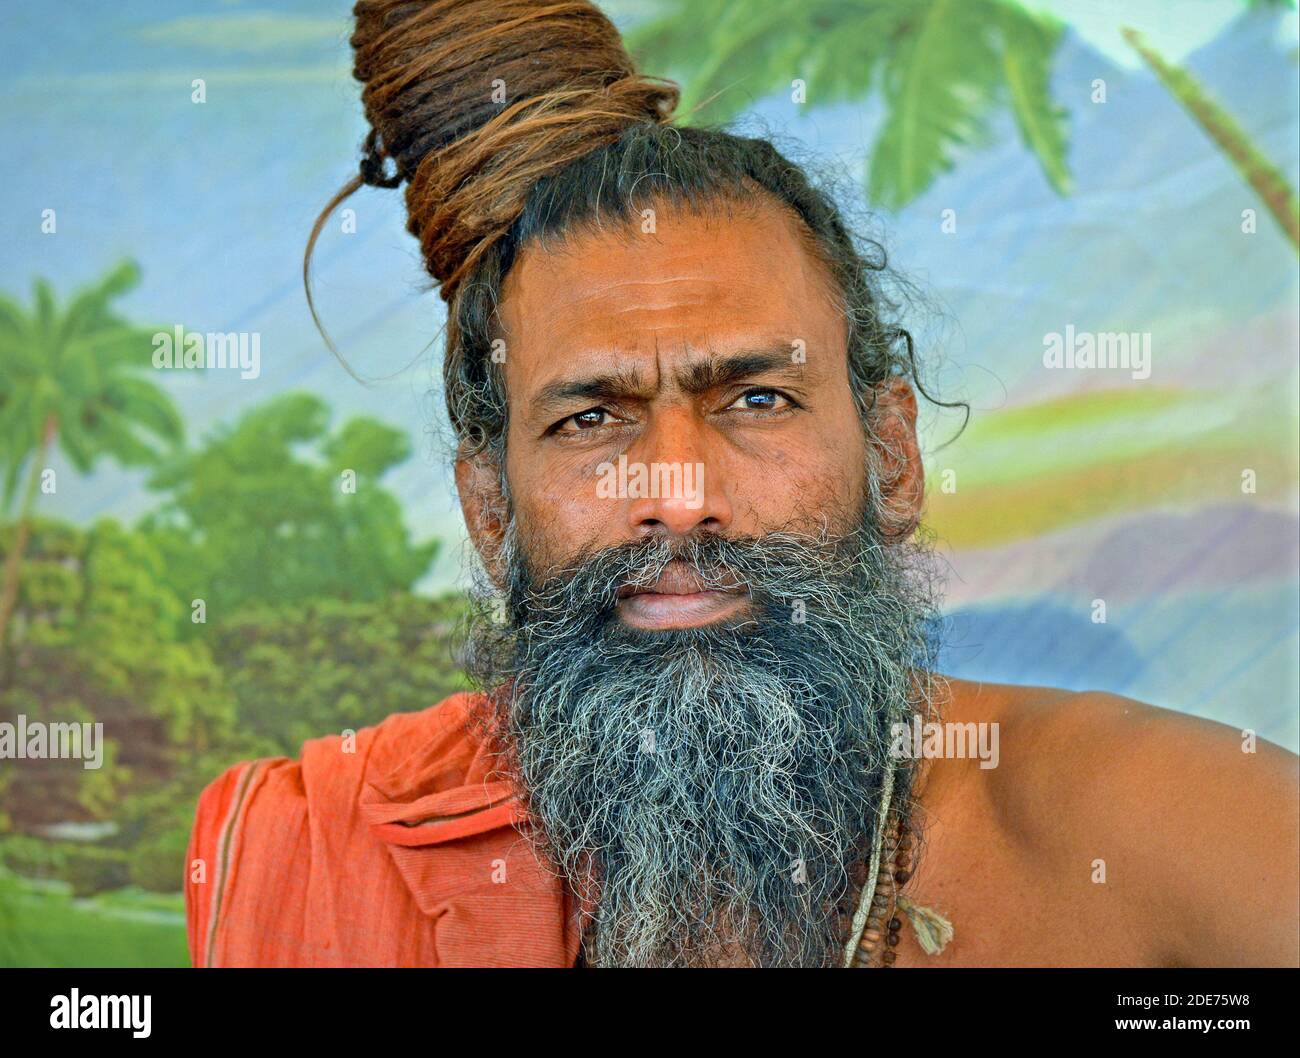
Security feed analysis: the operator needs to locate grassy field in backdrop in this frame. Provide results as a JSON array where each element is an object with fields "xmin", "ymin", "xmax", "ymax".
[{"xmin": 0, "ymin": 870, "xmax": 187, "ymax": 968}]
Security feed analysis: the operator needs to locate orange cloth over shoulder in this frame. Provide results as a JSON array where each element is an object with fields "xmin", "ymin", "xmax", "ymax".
[{"xmin": 184, "ymin": 692, "xmax": 581, "ymax": 967}]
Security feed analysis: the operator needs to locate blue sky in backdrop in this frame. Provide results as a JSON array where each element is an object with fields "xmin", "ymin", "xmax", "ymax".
[{"xmin": 1, "ymin": 1, "xmax": 1297, "ymax": 746}]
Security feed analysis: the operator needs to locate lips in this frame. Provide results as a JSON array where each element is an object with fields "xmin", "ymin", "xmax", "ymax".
[{"xmin": 614, "ymin": 559, "xmax": 750, "ymax": 630}]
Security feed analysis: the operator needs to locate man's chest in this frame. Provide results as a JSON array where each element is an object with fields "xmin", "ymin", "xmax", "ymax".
[{"xmin": 885, "ymin": 795, "xmax": 1157, "ymax": 967}]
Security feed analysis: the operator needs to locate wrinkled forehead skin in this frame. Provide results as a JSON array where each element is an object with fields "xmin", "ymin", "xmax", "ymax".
[{"xmin": 496, "ymin": 199, "xmax": 850, "ymax": 422}]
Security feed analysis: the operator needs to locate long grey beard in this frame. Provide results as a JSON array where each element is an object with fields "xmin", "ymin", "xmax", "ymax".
[{"xmin": 466, "ymin": 519, "xmax": 939, "ymax": 968}]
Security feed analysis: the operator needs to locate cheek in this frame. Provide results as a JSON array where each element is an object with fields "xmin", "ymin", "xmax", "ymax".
[
  {"xmin": 504, "ymin": 431, "xmax": 623, "ymax": 569},
  {"xmin": 727, "ymin": 427, "xmax": 867, "ymax": 535}
]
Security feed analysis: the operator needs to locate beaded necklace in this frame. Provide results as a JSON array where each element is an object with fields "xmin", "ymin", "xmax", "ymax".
[{"xmin": 842, "ymin": 765, "xmax": 953, "ymax": 968}]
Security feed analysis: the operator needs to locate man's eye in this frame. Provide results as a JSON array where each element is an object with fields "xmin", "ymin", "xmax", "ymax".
[
  {"xmin": 728, "ymin": 388, "xmax": 790, "ymax": 412},
  {"xmin": 559, "ymin": 407, "xmax": 611, "ymax": 431}
]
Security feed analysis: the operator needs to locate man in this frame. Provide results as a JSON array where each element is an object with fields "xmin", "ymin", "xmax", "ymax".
[
  {"xmin": 188, "ymin": 196, "xmax": 1299, "ymax": 968},
  {"xmin": 187, "ymin": 0, "xmax": 1299, "ymax": 968}
]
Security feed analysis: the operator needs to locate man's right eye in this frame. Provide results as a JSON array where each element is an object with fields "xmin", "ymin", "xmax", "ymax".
[{"xmin": 557, "ymin": 407, "xmax": 611, "ymax": 432}]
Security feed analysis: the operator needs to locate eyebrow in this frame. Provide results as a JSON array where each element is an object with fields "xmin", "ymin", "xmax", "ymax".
[{"xmin": 532, "ymin": 346, "xmax": 803, "ymax": 416}]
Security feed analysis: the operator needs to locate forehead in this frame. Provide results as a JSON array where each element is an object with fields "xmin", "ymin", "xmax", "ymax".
[{"xmin": 494, "ymin": 200, "xmax": 845, "ymax": 390}]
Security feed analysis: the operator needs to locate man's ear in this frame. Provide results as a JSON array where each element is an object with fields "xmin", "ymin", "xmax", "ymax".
[
  {"xmin": 869, "ymin": 378, "xmax": 924, "ymax": 541},
  {"xmin": 455, "ymin": 449, "xmax": 508, "ymax": 585}
]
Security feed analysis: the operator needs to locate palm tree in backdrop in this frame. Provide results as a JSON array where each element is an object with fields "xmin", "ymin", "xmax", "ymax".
[
  {"xmin": 1121, "ymin": 0, "xmax": 1299, "ymax": 252},
  {"xmin": 629, "ymin": 0, "xmax": 1298, "ymax": 249},
  {"xmin": 628, "ymin": 0, "xmax": 1071, "ymax": 210},
  {"xmin": 0, "ymin": 260, "xmax": 183, "ymax": 664}
]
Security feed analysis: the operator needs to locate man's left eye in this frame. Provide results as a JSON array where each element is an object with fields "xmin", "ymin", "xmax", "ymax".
[{"xmin": 728, "ymin": 389, "xmax": 790, "ymax": 412}]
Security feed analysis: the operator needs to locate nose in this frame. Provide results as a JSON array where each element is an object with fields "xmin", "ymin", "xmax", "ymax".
[{"xmin": 624, "ymin": 406, "xmax": 732, "ymax": 538}]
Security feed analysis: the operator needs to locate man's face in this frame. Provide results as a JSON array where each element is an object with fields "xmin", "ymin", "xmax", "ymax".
[{"xmin": 490, "ymin": 199, "xmax": 872, "ymax": 619}]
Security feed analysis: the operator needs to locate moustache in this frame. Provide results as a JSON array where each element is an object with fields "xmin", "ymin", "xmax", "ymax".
[{"xmin": 511, "ymin": 529, "xmax": 856, "ymax": 623}]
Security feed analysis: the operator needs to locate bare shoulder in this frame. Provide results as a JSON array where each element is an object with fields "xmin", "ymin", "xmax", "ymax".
[
  {"xmin": 972, "ymin": 682, "xmax": 1299, "ymax": 849},
  {"xmin": 938, "ymin": 678, "xmax": 1299, "ymax": 965}
]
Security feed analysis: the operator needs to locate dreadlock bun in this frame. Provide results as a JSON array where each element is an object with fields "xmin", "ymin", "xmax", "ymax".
[{"xmin": 345, "ymin": 0, "xmax": 678, "ymax": 304}]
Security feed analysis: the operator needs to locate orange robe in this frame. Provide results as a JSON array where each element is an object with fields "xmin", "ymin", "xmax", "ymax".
[{"xmin": 185, "ymin": 692, "xmax": 581, "ymax": 967}]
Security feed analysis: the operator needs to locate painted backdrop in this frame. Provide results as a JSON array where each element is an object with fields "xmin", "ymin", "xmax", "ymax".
[{"xmin": 0, "ymin": 0, "xmax": 1296, "ymax": 966}]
